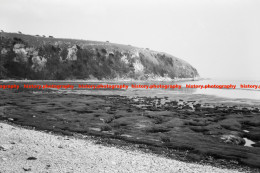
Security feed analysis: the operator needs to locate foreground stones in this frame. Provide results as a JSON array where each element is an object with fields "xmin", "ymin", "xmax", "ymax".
[{"xmin": 0, "ymin": 123, "xmax": 250, "ymax": 173}]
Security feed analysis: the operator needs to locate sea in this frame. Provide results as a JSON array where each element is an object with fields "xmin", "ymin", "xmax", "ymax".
[
  {"xmin": 2, "ymin": 78, "xmax": 260, "ymax": 101},
  {"xmin": 174, "ymin": 79, "xmax": 260, "ymax": 100},
  {"xmin": 56, "ymin": 79, "xmax": 260, "ymax": 102},
  {"xmin": 102, "ymin": 79, "xmax": 260, "ymax": 100}
]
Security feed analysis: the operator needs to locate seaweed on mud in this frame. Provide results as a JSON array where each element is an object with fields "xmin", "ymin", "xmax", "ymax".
[
  {"xmin": 1, "ymin": 89, "xmax": 260, "ymax": 169},
  {"xmin": 100, "ymin": 124, "xmax": 113, "ymax": 131},
  {"xmin": 146, "ymin": 126, "xmax": 171, "ymax": 133}
]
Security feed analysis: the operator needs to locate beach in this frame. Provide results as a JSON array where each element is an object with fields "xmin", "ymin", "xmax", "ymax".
[
  {"xmin": 0, "ymin": 80, "xmax": 260, "ymax": 172},
  {"xmin": 0, "ymin": 122, "xmax": 250, "ymax": 173}
]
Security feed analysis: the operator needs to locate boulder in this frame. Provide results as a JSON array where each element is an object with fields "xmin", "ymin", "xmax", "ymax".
[{"xmin": 220, "ymin": 135, "xmax": 245, "ymax": 145}]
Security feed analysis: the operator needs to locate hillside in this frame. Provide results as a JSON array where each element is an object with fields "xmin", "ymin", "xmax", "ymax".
[{"xmin": 0, "ymin": 32, "xmax": 199, "ymax": 80}]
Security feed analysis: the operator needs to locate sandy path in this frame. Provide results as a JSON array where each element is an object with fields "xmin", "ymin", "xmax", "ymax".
[{"xmin": 0, "ymin": 122, "xmax": 246, "ymax": 173}]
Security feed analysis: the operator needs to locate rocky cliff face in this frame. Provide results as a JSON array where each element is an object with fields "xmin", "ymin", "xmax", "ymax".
[{"xmin": 0, "ymin": 32, "xmax": 199, "ymax": 80}]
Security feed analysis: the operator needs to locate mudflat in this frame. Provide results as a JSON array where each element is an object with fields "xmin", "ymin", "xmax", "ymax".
[{"xmin": 0, "ymin": 84, "xmax": 260, "ymax": 171}]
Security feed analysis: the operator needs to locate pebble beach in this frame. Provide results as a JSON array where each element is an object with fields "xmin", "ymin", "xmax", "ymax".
[{"xmin": 0, "ymin": 122, "xmax": 249, "ymax": 173}]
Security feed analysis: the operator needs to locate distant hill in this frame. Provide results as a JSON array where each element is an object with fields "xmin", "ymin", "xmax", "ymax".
[{"xmin": 0, "ymin": 32, "xmax": 199, "ymax": 80}]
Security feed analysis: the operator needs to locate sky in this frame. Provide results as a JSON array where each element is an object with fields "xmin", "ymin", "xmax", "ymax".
[{"xmin": 0, "ymin": 0, "xmax": 260, "ymax": 80}]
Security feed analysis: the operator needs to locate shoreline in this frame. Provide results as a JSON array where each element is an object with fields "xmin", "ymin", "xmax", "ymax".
[
  {"xmin": 0, "ymin": 88, "xmax": 260, "ymax": 171},
  {"xmin": 0, "ymin": 121, "xmax": 254, "ymax": 173},
  {"xmin": 0, "ymin": 77, "xmax": 202, "ymax": 83}
]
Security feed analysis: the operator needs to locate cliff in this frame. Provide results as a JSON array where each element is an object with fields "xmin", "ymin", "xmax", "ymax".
[{"xmin": 0, "ymin": 32, "xmax": 199, "ymax": 80}]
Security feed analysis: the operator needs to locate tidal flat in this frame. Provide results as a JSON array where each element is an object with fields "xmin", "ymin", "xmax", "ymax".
[{"xmin": 0, "ymin": 81, "xmax": 260, "ymax": 171}]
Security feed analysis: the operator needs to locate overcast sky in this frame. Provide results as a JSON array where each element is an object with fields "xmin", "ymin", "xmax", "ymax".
[{"xmin": 1, "ymin": 0, "xmax": 259, "ymax": 80}]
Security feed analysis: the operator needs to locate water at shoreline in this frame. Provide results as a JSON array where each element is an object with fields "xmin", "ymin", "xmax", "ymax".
[
  {"xmin": 1, "ymin": 79, "xmax": 260, "ymax": 100},
  {"xmin": 79, "ymin": 79, "xmax": 260, "ymax": 100}
]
